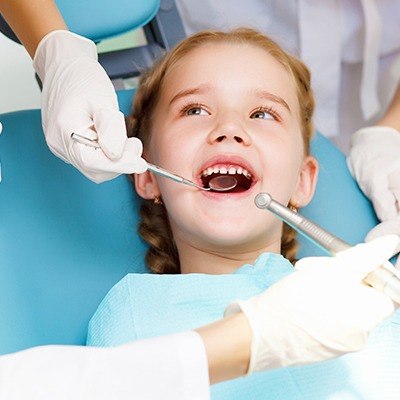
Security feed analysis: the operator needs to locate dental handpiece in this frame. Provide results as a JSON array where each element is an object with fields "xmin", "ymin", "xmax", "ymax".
[{"xmin": 255, "ymin": 192, "xmax": 400, "ymax": 304}]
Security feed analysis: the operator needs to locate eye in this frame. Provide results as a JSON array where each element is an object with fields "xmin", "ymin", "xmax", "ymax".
[
  {"xmin": 250, "ymin": 107, "xmax": 280, "ymax": 121},
  {"xmin": 181, "ymin": 103, "xmax": 210, "ymax": 116},
  {"xmin": 186, "ymin": 107, "xmax": 209, "ymax": 116}
]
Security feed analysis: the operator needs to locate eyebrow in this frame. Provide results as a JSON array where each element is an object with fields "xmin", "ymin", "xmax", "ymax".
[
  {"xmin": 168, "ymin": 85, "xmax": 291, "ymax": 112},
  {"xmin": 253, "ymin": 89, "xmax": 291, "ymax": 112},
  {"xmin": 169, "ymin": 84, "xmax": 212, "ymax": 106}
]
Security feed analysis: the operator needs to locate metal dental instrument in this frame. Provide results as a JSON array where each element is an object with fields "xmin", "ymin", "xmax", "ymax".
[
  {"xmin": 144, "ymin": 163, "xmax": 237, "ymax": 192},
  {"xmin": 255, "ymin": 192, "xmax": 400, "ymax": 304},
  {"xmin": 71, "ymin": 132, "xmax": 237, "ymax": 192}
]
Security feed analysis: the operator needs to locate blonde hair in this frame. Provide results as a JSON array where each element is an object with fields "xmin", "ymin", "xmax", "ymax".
[{"xmin": 127, "ymin": 28, "xmax": 315, "ymax": 274}]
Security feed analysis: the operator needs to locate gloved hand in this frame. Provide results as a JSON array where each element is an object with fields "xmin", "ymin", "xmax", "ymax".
[
  {"xmin": 347, "ymin": 126, "xmax": 400, "ymax": 265},
  {"xmin": 225, "ymin": 235, "xmax": 399, "ymax": 375},
  {"xmin": 33, "ymin": 30, "xmax": 147, "ymax": 183}
]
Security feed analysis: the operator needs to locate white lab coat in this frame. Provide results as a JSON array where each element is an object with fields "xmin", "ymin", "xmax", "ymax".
[
  {"xmin": 175, "ymin": 0, "xmax": 400, "ymax": 153},
  {"xmin": 0, "ymin": 331, "xmax": 210, "ymax": 399}
]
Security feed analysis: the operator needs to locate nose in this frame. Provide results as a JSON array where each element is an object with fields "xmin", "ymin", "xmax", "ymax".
[{"xmin": 207, "ymin": 117, "xmax": 252, "ymax": 146}]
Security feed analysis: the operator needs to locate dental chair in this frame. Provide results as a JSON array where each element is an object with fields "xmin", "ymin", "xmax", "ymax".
[{"xmin": 0, "ymin": 0, "xmax": 378, "ymax": 356}]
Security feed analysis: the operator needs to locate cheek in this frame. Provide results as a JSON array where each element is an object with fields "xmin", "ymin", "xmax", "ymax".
[
  {"xmin": 156, "ymin": 185, "xmax": 197, "ymax": 239},
  {"xmin": 258, "ymin": 135, "xmax": 304, "ymax": 200},
  {"xmin": 149, "ymin": 133, "xmax": 202, "ymax": 171},
  {"xmin": 259, "ymin": 127, "xmax": 303, "ymax": 164},
  {"xmin": 147, "ymin": 135, "xmax": 175, "ymax": 166}
]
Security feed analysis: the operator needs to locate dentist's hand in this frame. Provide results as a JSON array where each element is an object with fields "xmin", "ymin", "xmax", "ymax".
[
  {"xmin": 347, "ymin": 126, "xmax": 400, "ymax": 265},
  {"xmin": 33, "ymin": 30, "xmax": 147, "ymax": 183},
  {"xmin": 225, "ymin": 235, "xmax": 399, "ymax": 374}
]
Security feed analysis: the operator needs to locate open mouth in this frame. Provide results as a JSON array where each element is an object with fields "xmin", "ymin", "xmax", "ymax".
[{"xmin": 200, "ymin": 164, "xmax": 254, "ymax": 193}]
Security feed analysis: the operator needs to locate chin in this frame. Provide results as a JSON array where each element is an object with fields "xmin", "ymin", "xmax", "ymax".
[{"xmin": 201, "ymin": 229, "xmax": 260, "ymax": 249}]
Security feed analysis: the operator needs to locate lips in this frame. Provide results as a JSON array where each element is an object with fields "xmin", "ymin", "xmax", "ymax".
[{"xmin": 197, "ymin": 155, "xmax": 257, "ymax": 193}]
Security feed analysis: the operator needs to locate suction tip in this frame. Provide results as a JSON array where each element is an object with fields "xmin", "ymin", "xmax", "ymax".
[{"xmin": 255, "ymin": 193, "xmax": 272, "ymax": 209}]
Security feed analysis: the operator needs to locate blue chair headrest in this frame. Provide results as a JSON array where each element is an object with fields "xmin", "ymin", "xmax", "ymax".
[{"xmin": 55, "ymin": 0, "xmax": 160, "ymax": 41}]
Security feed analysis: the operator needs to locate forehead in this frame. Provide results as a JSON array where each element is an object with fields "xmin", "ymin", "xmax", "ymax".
[{"xmin": 161, "ymin": 41, "xmax": 299, "ymax": 112}]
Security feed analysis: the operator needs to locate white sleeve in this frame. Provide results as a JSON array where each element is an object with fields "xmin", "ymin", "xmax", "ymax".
[{"xmin": 0, "ymin": 331, "xmax": 210, "ymax": 400}]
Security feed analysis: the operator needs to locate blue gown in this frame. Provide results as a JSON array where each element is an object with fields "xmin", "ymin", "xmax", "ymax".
[{"xmin": 87, "ymin": 253, "xmax": 400, "ymax": 399}]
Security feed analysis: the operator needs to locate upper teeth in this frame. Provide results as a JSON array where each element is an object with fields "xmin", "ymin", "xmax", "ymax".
[{"xmin": 201, "ymin": 165, "xmax": 252, "ymax": 179}]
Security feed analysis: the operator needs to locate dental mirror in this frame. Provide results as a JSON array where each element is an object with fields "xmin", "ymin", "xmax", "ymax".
[{"xmin": 207, "ymin": 175, "xmax": 237, "ymax": 192}]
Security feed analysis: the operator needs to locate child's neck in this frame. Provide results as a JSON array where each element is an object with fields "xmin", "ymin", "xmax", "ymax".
[{"xmin": 177, "ymin": 240, "xmax": 281, "ymax": 275}]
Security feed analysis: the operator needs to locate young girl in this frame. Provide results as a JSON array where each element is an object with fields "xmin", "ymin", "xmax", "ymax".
[{"xmin": 87, "ymin": 29, "xmax": 400, "ymax": 399}]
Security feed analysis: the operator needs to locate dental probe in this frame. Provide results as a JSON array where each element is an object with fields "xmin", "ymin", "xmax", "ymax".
[
  {"xmin": 70, "ymin": 132, "xmax": 237, "ymax": 192},
  {"xmin": 255, "ymin": 192, "xmax": 400, "ymax": 304}
]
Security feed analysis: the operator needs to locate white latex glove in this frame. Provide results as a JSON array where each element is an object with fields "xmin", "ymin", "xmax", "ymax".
[
  {"xmin": 225, "ymin": 235, "xmax": 399, "ymax": 375},
  {"xmin": 366, "ymin": 218, "xmax": 400, "ymax": 268},
  {"xmin": 348, "ymin": 126, "xmax": 400, "ymax": 221},
  {"xmin": 33, "ymin": 30, "xmax": 147, "ymax": 183},
  {"xmin": 365, "ymin": 168, "xmax": 400, "ymax": 267},
  {"xmin": 348, "ymin": 126, "xmax": 400, "ymax": 265}
]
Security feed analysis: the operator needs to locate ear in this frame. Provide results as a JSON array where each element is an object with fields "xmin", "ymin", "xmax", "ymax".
[
  {"xmin": 291, "ymin": 156, "xmax": 319, "ymax": 208},
  {"xmin": 133, "ymin": 171, "xmax": 161, "ymax": 200}
]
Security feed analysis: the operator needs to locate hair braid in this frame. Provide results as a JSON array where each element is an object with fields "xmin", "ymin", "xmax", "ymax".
[
  {"xmin": 281, "ymin": 224, "xmax": 299, "ymax": 264},
  {"xmin": 138, "ymin": 200, "xmax": 180, "ymax": 274}
]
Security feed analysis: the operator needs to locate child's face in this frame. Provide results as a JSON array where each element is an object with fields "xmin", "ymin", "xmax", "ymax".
[{"xmin": 136, "ymin": 42, "xmax": 317, "ymax": 255}]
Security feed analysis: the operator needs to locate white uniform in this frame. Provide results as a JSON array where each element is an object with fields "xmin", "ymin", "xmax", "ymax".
[
  {"xmin": 176, "ymin": 0, "xmax": 400, "ymax": 153},
  {"xmin": 0, "ymin": 331, "xmax": 210, "ymax": 400}
]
